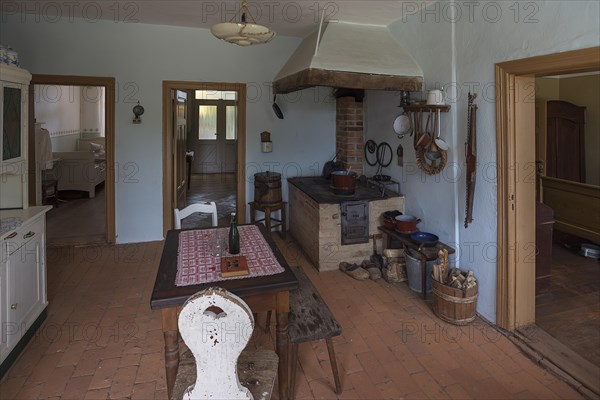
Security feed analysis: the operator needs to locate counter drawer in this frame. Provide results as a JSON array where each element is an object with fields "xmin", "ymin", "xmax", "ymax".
[{"xmin": 2, "ymin": 216, "xmax": 44, "ymax": 261}]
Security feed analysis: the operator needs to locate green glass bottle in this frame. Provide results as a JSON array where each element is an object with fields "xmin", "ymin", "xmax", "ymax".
[{"xmin": 228, "ymin": 212, "xmax": 240, "ymax": 255}]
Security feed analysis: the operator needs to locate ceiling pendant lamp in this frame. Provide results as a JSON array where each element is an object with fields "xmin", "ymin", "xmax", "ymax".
[{"xmin": 210, "ymin": 0, "xmax": 276, "ymax": 46}]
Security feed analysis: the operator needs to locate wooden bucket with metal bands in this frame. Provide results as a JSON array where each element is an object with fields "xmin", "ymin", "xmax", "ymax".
[
  {"xmin": 431, "ymin": 278, "xmax": 478, "ymax": 325},
  {"xmin": 254, "ymin": 172, "xmax": 282, "ymax": 205}
]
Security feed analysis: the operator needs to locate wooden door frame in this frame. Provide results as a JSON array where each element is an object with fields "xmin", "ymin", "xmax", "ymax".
[
  {"xmin": 495, "ymin": 46, "xmax": 600, "ymax": 330},
  {"xmin": 29, "ymin": 74, "xmax": 116, "ymax": 243},
  {"xmin": 162, "ymin": 81, "xmax": 246, "ymax": 236}
]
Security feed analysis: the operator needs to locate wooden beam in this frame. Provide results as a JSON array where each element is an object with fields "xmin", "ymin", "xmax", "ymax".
[{"xmin": 273, "ymin": 68, "xmax": 423, "ymax": 94}]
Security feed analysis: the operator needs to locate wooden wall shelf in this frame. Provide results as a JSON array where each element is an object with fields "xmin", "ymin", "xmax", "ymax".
[{"xmin": 403, "ymin": 103, "xmax": 451, "ymax": 113}]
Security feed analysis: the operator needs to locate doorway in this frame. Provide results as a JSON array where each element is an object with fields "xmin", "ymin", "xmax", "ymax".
[
  {"xmin": 162, "ymin": 82, "xmax": 246, "ymax": 236},
  {"xmin": 495, "ymin": 47, "xmax": 600, "ymax": 393},
  {"xmin": 29, "ymin": 75, "xmax": 116, "ymax": 244},
  {"xmin": 190, "ymin": 91, "xmax": 238, "ymax": 174}
]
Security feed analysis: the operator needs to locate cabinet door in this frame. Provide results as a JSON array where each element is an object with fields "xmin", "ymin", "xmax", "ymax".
[
  {"xmin": 5, "ymin": 237, "xmax": 41, "ymax": 350},
  {"xmin": 2, "ymin": 83, "xmax": 24, "ymax": 162},
  {"xmin": 0, "ymin": 263, "xmax": 7, "ymax": 363}
]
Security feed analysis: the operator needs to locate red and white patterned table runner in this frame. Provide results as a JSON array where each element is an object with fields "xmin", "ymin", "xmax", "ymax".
[{"xmin": 175, "ymin": 225, "xmax": 284, "ymax": 286}]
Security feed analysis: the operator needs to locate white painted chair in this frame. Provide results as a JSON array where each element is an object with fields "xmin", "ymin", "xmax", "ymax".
[
  {"xmin": 174, "ymin": 287, "xmax": 278, "ymax": 400},
  {"xmin": 174, "ymin": 202, "xmax": 218, "ymax": 229}
]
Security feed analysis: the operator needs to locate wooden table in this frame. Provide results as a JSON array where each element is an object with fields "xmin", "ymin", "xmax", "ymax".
[
  {"xmin": 150, "ymin": 225, "xmax": 298, "ymax": 400},
  {"xmin": 378, "ymin": 226, "xmax": 455, "ymax": 299}
]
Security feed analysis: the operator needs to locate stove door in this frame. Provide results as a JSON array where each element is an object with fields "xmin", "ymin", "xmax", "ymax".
[{"xmin": 341, "ymin": 201, "xmax": 369, "ymax": 245}]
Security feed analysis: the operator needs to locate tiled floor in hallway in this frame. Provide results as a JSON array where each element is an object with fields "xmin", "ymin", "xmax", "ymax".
[{"xmin": 0, "ymin": 238, "xmax": 584, "ymax": 399}]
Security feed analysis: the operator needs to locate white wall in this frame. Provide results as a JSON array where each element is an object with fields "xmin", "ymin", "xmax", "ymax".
[
  {"xmin": 2, "ymin": 16, "xmax": 335, "ymax": 243},
  {"xmin": 34, "ymin": 84, "xmax": 81, "ymax": 151},
  {"xmin": 80, "ymin": 86, "xmax": 105, "ymax": 136},
  {"xmin": 370, "ymin": 9, "xmax": 458, "ymax": 250},
  {"xmin": 375, "ymin": 0, "xmax": 599, "ymax": 323}
]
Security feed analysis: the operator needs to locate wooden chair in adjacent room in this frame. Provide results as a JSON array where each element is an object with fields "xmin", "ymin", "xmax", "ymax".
[
  {"xmin": 267, "ymin": 266, "xmax": 343, "ymax": 398},
  {"xmin": 171, "ymin": 287, "xmax": 278, "ymax": 400},
  {"xmin": 174, "ymin": 201, "xmax": 218, "ymax": 228}
]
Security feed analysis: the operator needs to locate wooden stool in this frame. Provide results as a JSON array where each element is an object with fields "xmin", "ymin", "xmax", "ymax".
[{"xmin": 249, "ymin": 201, "xmax": 287, "ymax": 238}]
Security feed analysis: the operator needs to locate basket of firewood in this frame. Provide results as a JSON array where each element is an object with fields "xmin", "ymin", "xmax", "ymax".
[{"xmin": 431, "ymin": 249, "xmax": 478, "ymax": 325}]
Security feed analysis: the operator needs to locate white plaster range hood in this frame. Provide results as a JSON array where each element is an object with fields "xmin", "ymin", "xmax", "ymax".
[{"xmin": 273, "ymin": 21, "xmax": 424, "ymax": 94}]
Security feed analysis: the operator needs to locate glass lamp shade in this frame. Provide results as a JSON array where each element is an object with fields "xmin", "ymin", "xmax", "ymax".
[{"xmin": 211, "ymin": 22, "xmax": 275, "ymax": 46}]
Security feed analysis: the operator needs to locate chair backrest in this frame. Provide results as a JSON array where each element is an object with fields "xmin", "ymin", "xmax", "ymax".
[
  {"xmin": 178, "ymin": 287, "xmax": 254, "ymax": 400},
  {"xmin": 174, "ymin": 201, "xmax": 218, "ymax": 229}
]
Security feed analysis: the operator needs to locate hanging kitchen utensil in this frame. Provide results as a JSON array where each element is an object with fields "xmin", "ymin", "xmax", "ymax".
[
  {"xmin": 393, "ymin": 111, "xmax": 411, "ymax": 139},
  {"xmin": 416, "ymin": 145, "xmax": 447, "ymax": 175},
  {"xmin": 416, "ymin": 110, "xmax": 433, "ymax": 148},
  {"xmin": 272, "ymin": 95, "xmax": 284, "ymax": 119},
  {"xmin": 397, "ymin": 143, "xmax": 404, "ymax": 167},
  {"xmin": 413, "ymin": 110, "xmax": 422, "ymax": 149},
  {"xmin": 465, "ymin": 93, "xmax": 478, "ymax": 228},
  {"xmin": 425, "ymin": 111, "xmax": 441, "ymax": 160},
  {"xmin": 364, "ymin": 139, "xmax": 378, "ymax": 166},
  {"xmin": 434, "ymin": 108, "xmax": 449, "ymax": 150}
]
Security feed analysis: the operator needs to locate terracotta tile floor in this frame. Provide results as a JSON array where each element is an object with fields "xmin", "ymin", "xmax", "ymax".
[{"xmin": 0, "ymin": 237, "xmax": 584, "ymax": 399}]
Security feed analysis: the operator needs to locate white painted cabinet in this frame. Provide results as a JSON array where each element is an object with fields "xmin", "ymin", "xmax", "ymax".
[
  {"xmin": 0, "ymin": 207, "xmax": 50, "ymax": 367},
  {"xmin": 0, "ymin": 64, "xmax": 31, "ymax": 209}
]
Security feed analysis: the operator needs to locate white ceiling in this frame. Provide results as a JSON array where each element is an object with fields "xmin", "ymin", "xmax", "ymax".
[{"xmin": 25, "ymin": 0, "xmax": 426, "ymax": 37}]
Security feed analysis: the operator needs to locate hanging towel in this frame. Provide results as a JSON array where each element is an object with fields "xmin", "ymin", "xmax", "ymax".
[{"xmin": 36, "ymin": 126, "xmax": 53, "ymax": 170}]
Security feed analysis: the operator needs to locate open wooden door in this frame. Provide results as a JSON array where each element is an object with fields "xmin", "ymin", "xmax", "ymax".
[{"xmin": 173, "ymin": 90, "xmax": 187, "ymax": 210}]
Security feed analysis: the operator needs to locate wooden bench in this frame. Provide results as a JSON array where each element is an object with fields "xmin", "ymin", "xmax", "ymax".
[{"xmin": 287, "ymin": 266, "xmax": 342, "ymax": 398}]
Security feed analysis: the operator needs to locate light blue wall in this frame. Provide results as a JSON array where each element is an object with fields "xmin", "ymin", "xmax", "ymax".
[
  {"xmin": 371, "ymin": 0, "xmax": 600, "ymax": 323},
  {"xmin": 453, "ymin": 0, "xmax": 600, "ymax": 323},
  {"xmin": 1, "ymin": 16, "xmax": 335, "ymax": 243}
]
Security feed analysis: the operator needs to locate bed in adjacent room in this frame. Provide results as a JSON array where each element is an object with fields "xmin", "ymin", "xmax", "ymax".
[{"xmin": 52, "ymin": 136, "xmax": 106, "ymax": 198}]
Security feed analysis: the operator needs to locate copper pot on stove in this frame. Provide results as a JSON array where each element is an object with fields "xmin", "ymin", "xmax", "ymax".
[
  {"xmin": 394, "ymin": 215, "xmax": 421, "ymax": 233},
  {"xmin": 331, "ymin": 170, "xmax": 357, "ymax": 195}
]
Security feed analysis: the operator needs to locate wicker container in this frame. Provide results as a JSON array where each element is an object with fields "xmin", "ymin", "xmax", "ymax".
[{"xmin": 431, "ymin": 276, "xmax": 478, "ymax": 325}]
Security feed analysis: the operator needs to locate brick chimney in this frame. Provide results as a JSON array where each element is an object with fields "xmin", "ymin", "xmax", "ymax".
[{"xmin": 336, "ymin": 93, "xmax": 364, "ymax": 176}]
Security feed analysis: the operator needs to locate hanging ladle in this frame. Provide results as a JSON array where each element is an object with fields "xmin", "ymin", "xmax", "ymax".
[{"xmin": 434, "ymin": 108, "xmax": 449, "ymax": 150}]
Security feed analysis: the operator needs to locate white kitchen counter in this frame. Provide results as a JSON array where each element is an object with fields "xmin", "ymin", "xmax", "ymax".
[{"xmin": 0, "ymin": 206, "xmax": 52, "ymax": 238}]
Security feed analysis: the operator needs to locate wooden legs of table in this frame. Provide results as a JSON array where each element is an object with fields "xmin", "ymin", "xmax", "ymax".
[
  {"xmin": 276, "ymin": 291, "xmax": 290, "ymax": 400},
  {"xmin": 249, "ymin": 202, "xmax": 287, "ymax": 238},
  {"xmin": 161, "ymin": 308, "xmax": 179, "ymax": 398}
]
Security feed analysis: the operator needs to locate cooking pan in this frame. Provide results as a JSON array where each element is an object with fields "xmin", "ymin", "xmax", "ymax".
[
  {"xmin": 410, "ymin": 232, "xmax": 439, "ymax": 247},
  {"xmin": 272, "ymin": 95, "xmax": 284, "ymax": 119}
]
